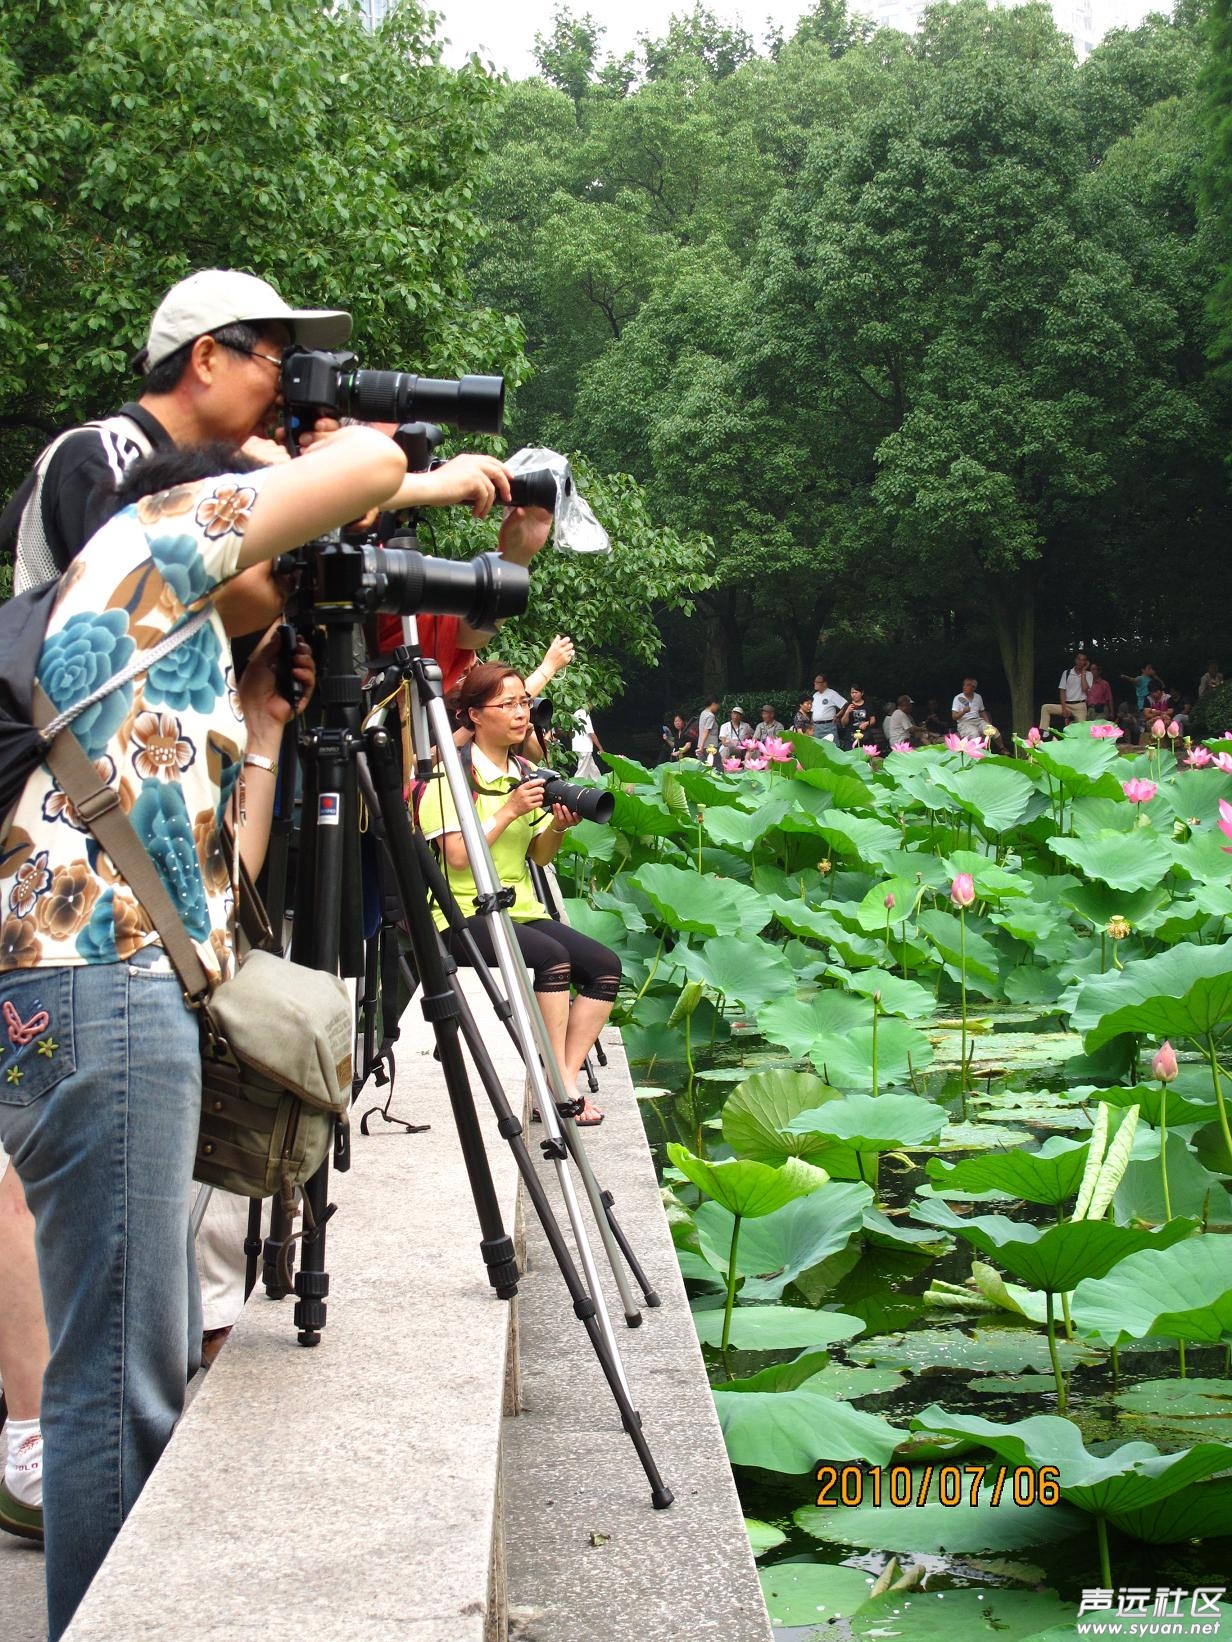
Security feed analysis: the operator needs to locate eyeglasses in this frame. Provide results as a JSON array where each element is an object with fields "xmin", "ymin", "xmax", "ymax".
[
  {"xmin": 223, "ymin": 343, "xmax": 283, "ymax": 372},
  {"xmin": 480, "ymin": 696, "xmax": 532, "ymax": 713}
]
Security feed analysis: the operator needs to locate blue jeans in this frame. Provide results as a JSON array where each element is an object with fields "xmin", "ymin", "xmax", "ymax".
[{"xmin": 0, "ymin": 950, "xmax": 202, "ymax": 1639}]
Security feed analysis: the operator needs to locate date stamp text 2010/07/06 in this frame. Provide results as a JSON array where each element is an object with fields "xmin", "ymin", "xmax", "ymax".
[{"xmin": 814, "ymin": 1463, "xmax": 1062, "ymax": 1509}]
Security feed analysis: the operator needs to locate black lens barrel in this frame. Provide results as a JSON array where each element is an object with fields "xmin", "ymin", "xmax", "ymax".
[
  {"xmin": 341, "ymin": 371, "xmax": 504, "ymax": 434},
  {"xmin": 370, "ymin": 548, "xmax": 526, "ymax": 629}
]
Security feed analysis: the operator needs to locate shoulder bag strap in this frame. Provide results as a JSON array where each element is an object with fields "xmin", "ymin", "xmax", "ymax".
[{"xmin": 33, "ymin": 684, "xmax": 211, "ymax": 1003}]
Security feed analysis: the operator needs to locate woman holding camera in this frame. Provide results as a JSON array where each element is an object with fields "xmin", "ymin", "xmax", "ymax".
[{"xmin": 421, "ymin": 662, "xmax": 619, "ymax": 1125}]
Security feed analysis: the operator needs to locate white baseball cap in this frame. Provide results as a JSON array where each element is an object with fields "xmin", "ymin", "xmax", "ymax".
[{"xmin": 135, "ymin": 269, "xmax": 352, "ymax": 372}]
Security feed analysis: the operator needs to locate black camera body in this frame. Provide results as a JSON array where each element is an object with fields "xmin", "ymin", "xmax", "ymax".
[{"xmin": 520, "ymin": 765, "xmax": 614, "ymax": 825}]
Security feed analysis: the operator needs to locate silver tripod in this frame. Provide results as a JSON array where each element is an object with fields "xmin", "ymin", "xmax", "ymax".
[{"xmin": 360, "ymin": 621, "xmax": 671, "ymax": 1503}]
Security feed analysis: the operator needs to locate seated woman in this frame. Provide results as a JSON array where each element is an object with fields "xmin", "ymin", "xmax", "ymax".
[{"xmin": 421, "ymin": 663, "xmax": 620, "ymax": 1126}]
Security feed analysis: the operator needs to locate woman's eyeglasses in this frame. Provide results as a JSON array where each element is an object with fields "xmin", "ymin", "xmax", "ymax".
[{"xmin": 480, "ymin": 696, "xmax": 532, "ymax": 713}]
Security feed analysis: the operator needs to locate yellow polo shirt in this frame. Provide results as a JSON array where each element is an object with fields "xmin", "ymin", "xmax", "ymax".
[{"xmin": 419, "ymin": 745, "xmax": 553, "ymax": 930}]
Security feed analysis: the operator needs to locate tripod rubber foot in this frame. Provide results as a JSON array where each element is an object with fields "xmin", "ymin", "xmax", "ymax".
[
  {"xmin": 643, "ymin": 1290, "xmax": 662, "ymax": 1308},
  {"xmin": 624, "ymin": 1311, "xmax": 643, "ymax": 1328},
  {"xmin": 297, "ymin": 1329, "xmax": 322, "ymax": 1348},
  {"xmin": 652, "ymin": 1485, "xmax": 674, "ymax": 1510}
]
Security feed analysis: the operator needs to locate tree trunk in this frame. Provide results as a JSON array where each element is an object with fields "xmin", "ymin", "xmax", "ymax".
[
  {"xmin": 702, "ymin": 612, "xmax": 729, "ymax": 697},
  {"xmin": 986, "ymin": 567, "xmax": 1037, "ymax": 743}
]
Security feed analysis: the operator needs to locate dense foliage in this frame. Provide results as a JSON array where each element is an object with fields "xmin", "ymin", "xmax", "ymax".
[{"xmin": 469, "ymin": 0, "xmax": 1232, "ymax": 732}]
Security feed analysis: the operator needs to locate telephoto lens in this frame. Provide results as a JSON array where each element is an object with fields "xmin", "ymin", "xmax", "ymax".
[
  {"xmin": 528, "ymin": 696, "xmax": 554, "ymax": 734},
  {"xmin": 369, "ymin": 548, "xmax": 526, "ymax": 630},
  {"xmin": 343, "ymin": 370, "xmax": 504, "ymax": 434},
  {"xmin": 522, "ymin": 766, "xmax": 614, "ymax": 824}
]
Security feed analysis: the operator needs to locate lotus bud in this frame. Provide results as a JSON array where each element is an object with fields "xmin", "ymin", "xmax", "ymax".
[
  {"xmin": 1106, "ymin": 916, "xmax": 1131, "ymax": 941},
  {"xmin": 1027, "ymin": 726, "xmax": 1041, "ymax": 746},
  {"xmin": 884, "ymin": 892, "xmax": 896, "ymax": 910},
  {"xmin": 1153, "ymin": 719, "xmax": 1166, "ymax": 737},
  {"xmin": 1152, "ymin": 1041, "xmax": 1179, "ymax": 1083},
  {"xmin": 950, "ymin": 873, "xmax": 976, "ymax": 909},
  {"xmin": 1167, "ymin": 720, "xmax": 1181, "ymax": 738},
  {"xmin": 872, "ymin": 990, "xmax": 882, "ymax": 1005}
]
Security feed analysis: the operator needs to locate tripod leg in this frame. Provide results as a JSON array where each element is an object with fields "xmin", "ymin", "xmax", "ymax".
[
  {"xmin": 361, "ymin": 738, "xmax": 518, "ymax": 1301},
  {"xmin": 412, "ymin": 830, "xmax": 661, "ymax": 1320},
  {"xmin": 555, "ymin": 1117, "xmax": 643, "ymax": 1324}
]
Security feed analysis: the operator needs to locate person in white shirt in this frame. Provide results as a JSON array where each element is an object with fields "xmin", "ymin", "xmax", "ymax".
[
  {"xmin": 951, "ymin": 676, "xmax": 1004, "ymax": 751},
  {"xmin": 718, "ymin": 705, "xmax": 748, "ymax": 755},
  {"xmin": 571, "ymin": 706, "xmax": 603, "ymax": 779},
  {"xmin": 886, "ymin": 694, "xmax": 920, "ymax": 747},
  {"xmin": 811, "ymin": 673, "xmax": 847, "ymax": 740},
  {"xmin": 1039, "ymin": 651, "xmax": 1092, "ymax": 734}
]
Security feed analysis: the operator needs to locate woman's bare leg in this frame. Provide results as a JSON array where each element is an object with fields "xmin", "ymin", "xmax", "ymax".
[{"xmin": 0, "ymin": 1163, "xmax": 48, "ymax": 1420}]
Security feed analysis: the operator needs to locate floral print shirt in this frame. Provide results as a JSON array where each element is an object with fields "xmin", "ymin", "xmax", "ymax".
[{"xmin": 0, "ymin": 469, "xmax": 272, "ymax": 979}]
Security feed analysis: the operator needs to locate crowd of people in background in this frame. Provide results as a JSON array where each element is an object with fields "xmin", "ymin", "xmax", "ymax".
[{"xmin": 659, "ymin": 655, "xmax": 1228, "ymax": 767}]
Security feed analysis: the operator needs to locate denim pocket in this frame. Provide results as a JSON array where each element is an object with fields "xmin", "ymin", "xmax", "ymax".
[{"xmin": 0, "ymin": 968, "xmax": 76, "ymax": 1108}]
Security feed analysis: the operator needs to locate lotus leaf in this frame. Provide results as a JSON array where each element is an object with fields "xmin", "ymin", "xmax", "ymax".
[
  {"xmin": 721, "ymin": 1068, "xmax": 845, "ymax": 1164},
  {"xmin": 666, "ymin": 1144, "xmax": 828, "ymax": 1218},
  {"xmin": 851, "ymin": 877, "xmax": 921, "ymax": 932},
  {"xmin": 788, "ymin": 1092, "xmax": 946, "ymax": 1151},
  {"xmin": 692, "ymin": 1303, "xmax": 864, "ymax": 1350},
  {"xmin": 847, "ymin": 1326, "xmax": 1102, "ymax": 1374},
  {"xmin": 1028, "ymin": 737, "xmax": 1125, "ymax": 796},
  {"xmin": 925, "ymin": 1136, "xmax": 1090, "ymax": 1206},
  {"xmin": 610, "ymin": 788, "xmax": 686, "ymax": 837},
  {"xmin": 910, "ymin": 1407, "xmax": 1232, "ymax": 1542},
  {"xmin": 1071, "ymin": 1235, "xmax": 1232, "ymax": 1344},
  {"xmin": 603, "ymin": 752, "xmax": 655, "ymax": 785},
  {"xmin": 1070, "ymin": 940, "xmax": 1232, "ymax": 1051},
  {"xmin": 714, "ymin": 1387, "xmax": 903, "ymax": 1472},
  {"xmin": 796, "ymin": 1468, "xmax": 1086, "ymax": 1552},
  {"xmin": 814, "ymin": 813, "xmax": 903, "ymax": 865},
  {"xmin": 931, "ymin": 763, "xmax": 1037, "ymax": 833},
  {"xmin": 1066, "ymin": 1080, "xmax": 1218, "ymax": 1128},
  {"xmin": 677, "ymin": 935, "xmax": 794, "ymax": 1012},
  {"xmin": 851, "ymin": 1588, "xmax": 1075, "ymax": 1642},
  {"xmin": 744, "ymin": 1519, "xmax": 787, "ymax": 1559},
  {"xmin": 835, "ymin": 967, "xmax": 936, "ymax": 1019},
  {"xmin": 862, "ymin": 1204, "xmax": 952, "ymax": 1249},
  {"xmin": 557, "ymin": 899, "xmax": 628, "ymax": 948},
  {"xmin": 1048, "ymin": 830, "xmax": 1171, "ymax": 893},
  {"xmin": 630, "ymin": 862, "xmax": 771, "ymax": 937},
  {"xmin": 1114, "ymin": 1378, "xmax": 1232, "ymax": 1445},
  {"xmin": 912, "ymin": 1198, "xmax": 1198, "ymax": 1293},
  {"xmin": 809, "ymin": 1022, "xmax": 936, "ymax": 1089},
  {"xmin": 758, "ymin": 1563, "xmax": 875, "ymax": 1626},
  {"xmin": 722, "ymin": 1347, "xmax": 834, "ymax": 1393},
  {"xmin": 694, "ymin": 1180, "xmax": 873, "ymax": 1299},
  {"xmin": 756, "ymin": 990, "xmax": 868, "ymax": 1054},
  {"xmin": 916, "ymin": 908, "xmax": 1001, "ymax": 982}
]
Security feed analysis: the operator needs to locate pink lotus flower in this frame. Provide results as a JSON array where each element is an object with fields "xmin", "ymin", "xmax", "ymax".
[
  {"xmin": 762, "ymin": 736, "xmax": 794, "ymax": 762},
  {"xmin": 744, "ymin": 753, "xmax": 768, "ymax": 772},
  {"xmin": 1122, "ymin": 778, "xmax": 1158, "ymax": 804},
  {"xmin": 1026, "ymin": 726, "xmax": 1042, "ymax": 746},
  {"xmin": 862, "ymin": 743, "xmax": 882, "ymax": 757},
  {"xmin": 1167, "ymin": 720, "xmax": 1181, "ymax": 738},
  {"xmin": 950, "ymin": 873, "xmax": 976, "ymax": 909},
  {"xmin": 722, "ymin": 757, "xmax": 742, "ymax": 772},
  {"xmin": 944, "ymin": 733, "xmax": 964, "ymax": 753},
  {"xmin": 1152, "ymin": 719, "xmax": 1167, "ymax": 737},
  {"xmin": 1219, "ymin": 797, "xmax": 1232, "ymax": 852},
  {"xmin": 884, "ymin": 892, "xmax": 896, "ymax": 910},
  {"xmin": 1214, "ymin": 752, "xmax": 1232, "ymax": 774},
  {"xmin": 1090, "ymin": 723, "xmax": 1123, "ymax": 740},
  {"xmin": 1186, "ymin": 747, "xmax": 1213, "ymax": 768},
  {"xmin": 892, "ymin": 741, "xmax": 913, "ymax": 754},
  {"xmin": 1151, "ymin": 1041, "xmax": 1178, "ymax": 1083},
  {"xmin": 962, "ymin": 738, "xmax": 987, "ymax": 760},
  {"xmin": 740, "ymin": 737, "xmax": 758, "ymax": 750}
]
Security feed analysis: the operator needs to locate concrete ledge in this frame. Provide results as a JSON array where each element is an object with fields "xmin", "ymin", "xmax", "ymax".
[
  {"xmin": 64, "ymin": 972, "xmax": 524, "ymax": 1642},
  {"xmin": 55, "ymin": 976, "xmax": 770, "ymax": 1642}
]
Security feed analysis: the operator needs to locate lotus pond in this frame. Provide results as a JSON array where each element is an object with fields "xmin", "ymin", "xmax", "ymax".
[{"xmin": 555, "ymin": 727, "xmax": 1232, "ymax": 1640}]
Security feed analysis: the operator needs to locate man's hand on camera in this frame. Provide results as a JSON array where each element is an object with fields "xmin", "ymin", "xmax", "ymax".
[
  {"xmin": 402, "ymin": 453, "xmax": 512, "ymax": 517},
  {"xmin": 276, "ymin": 416, "xmax": 343, "ymax": 455},
  {"xmin": 497, "ymin": 505, "xmax": 552, "ymax": 566},
  {"xmin": 241, "ymin": 435, "xmax": 292, "ymax": 466}
]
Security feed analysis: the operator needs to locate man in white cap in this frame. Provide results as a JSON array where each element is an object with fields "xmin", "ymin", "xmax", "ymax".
[{"xmin": 5, "ymin": 269, "xmax": 354, "ymax": 591}]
